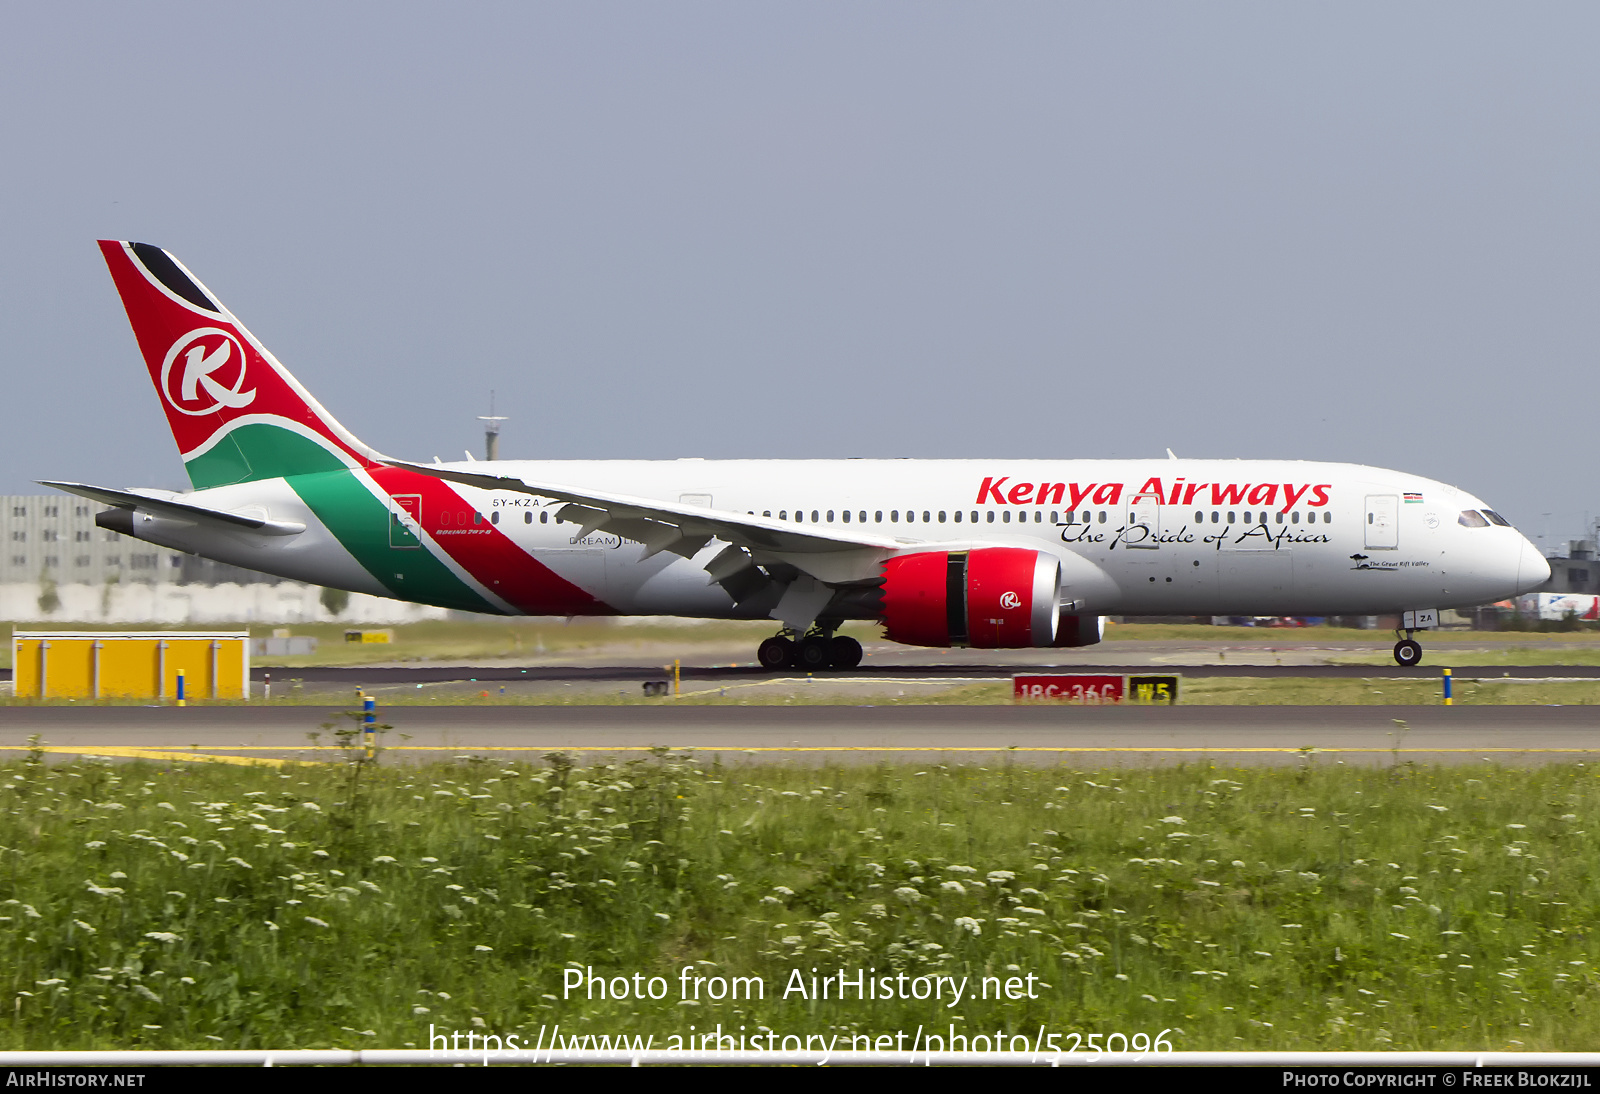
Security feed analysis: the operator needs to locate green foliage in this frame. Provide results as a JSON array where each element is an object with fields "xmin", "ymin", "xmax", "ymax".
[
  {"xmin": 318, "ymin": 587, "xmax": 351, "ymax": 617},
  {"xmin": 35, "ymin": 574, "xmax": 60, "ymax": 615},
  {"xmin": 0, "ymin": 758, "xmax": 1595, "ymax": 1051}
]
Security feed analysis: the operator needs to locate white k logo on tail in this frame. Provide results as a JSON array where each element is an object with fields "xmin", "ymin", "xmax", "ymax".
[{"xmin": 160, "ymin": 328, "xmax": 257, "ymax": 415}]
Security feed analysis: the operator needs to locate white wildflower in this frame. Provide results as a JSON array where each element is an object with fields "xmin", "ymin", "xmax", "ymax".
[{"xmin": 144, "ymin": 932, "xmax": 181, "ymax": 944}]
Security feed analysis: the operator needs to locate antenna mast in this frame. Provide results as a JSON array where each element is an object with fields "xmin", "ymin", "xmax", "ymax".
[{"xmin": 477, "ymin": 391, "xmax": 507, "ymax": 462}]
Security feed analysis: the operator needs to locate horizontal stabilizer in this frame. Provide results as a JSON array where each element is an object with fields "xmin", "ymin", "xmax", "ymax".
[{"xmin": 40, "ymin": 481, "xmax": 306, "ymax": 536}]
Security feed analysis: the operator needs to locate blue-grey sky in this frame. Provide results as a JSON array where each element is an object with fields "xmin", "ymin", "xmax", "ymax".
[{"xmin": 3, "ymin": 3, "xmax": 1596, "ymax": 550}]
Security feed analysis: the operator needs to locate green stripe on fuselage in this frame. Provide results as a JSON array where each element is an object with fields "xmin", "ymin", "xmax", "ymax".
[
  {"xmin": 287, "ymin": 468, "xmax": 501, "ymax": 614},
  {"xmin": 185, "ymin": 422, "xmax": 350, "ymax": 489}
]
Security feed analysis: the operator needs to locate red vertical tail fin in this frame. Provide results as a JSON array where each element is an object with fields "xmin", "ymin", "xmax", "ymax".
[{"xmin": 98, "ymin": 240, "xmax": 383, "ymax": 489}]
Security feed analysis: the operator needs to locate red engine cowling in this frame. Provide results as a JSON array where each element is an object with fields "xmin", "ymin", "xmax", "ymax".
[
  {"xmin": 881, "ymin": 548, "xmax": 1060, "ymax": 648},
  {"xmin": 1054, "ymin": 613, "xmax": 1104, "ymax": 648}
]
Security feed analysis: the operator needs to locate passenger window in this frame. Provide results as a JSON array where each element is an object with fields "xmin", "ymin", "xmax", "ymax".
[
  {"xmin": 1458, "ymin": 510, "xmax": 1489, "ymax": 528},
  {"xmin": 1211, "ymin": 512, "xmax": 1220, "ymax": 523},
  {"xmin": 875, "ymin": 511, "xmax": 883, "ymax": 522},
  {"xmin": 924, "ymin": 511, "xmax": 931, "ymax": 523},
  {"xmin": 906, "ymin": 511, "xmax": 915, "ymax": 524},
  {"xmin": 842, "ymin": 511, "xmax": 851, "ymax": 523},
  {"xmin": 540, "ymin": 511, "xmax": 549, "ymax": 524},
  {"xmin": 938, "ymin": 511, "xmax": 946, "ymax": 523},
  {"xmin": 812, "ymin": 510, "xmax": 820, "ymax": 523},
  {"xmin": 491, "ymin": 511, "xmax": 499, "ymax": 525},
  {"xmin": 1292, "ymin": 512, "xmax": 1300, "ymax": 524},
  {"xmin": 1098, "ymin": 511, "xmax": 1107, "ymax": 524},
  {"xmin": 780, "ymin": 511, "xmax": 788, "ymax": 521},
  {"xmin": 954, "ymin": 511, "xmax": 962, "ymax": 523},
  {"xmin": 891, "ymin": 511, "xmax": 899, "ymax": 522},
  {"xmin": 1050, "ymin": 511, "xmax": 1059, "ymax": 524},
  {"xmin": 1080, "ymin": 511, "xmax": 1090, "ymax": 524},
  {"xmin": 1228, "ymin": 511, "xmax": 1235, "ymax": 523},
  {"xmin": 524, "ymin": 511, "xmax": 531, "ymax": 524},
  {"xmin": 763, "ymin": 510, "xmax": 771, "ymax": 517},
  {"xmin": 1194, "ymin": 511, "xmax": 1203, "ymax": 523},
  {"xmin": 1323, "ymin": 512, "xmax": 1331, "ymax": 524},
  {"xmin": 474, "ymin": 512, "xmax": 482, "ymax": 525},
  {"xmin": 1003, "ymin": 511, "xmax": 1011, "ymax": 523},
  {"xmin": 986, "ymin": 511, "xmax": 995, "ymax": 524},
  {"xmin": 826, "ymin": 510, "xmax": 834, "ymax": 522},
  {"xmin": 859, "ymin": 511, "xmax": 867, "ymax": 522},
  {"xmin": 1276, "ymin": 512, "xmax": 1284, "ymax": 525}
]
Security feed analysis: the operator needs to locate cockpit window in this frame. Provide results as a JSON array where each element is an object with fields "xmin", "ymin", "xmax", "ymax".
[
  {"xmin": 1482, "ymin": 510, "xmax": 1512, "ymax": 527},
  {"xmin": 1458, "ymin": 510, "xmax": 1490, "ymax": 528}
]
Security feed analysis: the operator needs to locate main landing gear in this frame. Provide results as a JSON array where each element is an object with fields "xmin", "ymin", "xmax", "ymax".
[
  {"xmin": 1393, "ymin": 632, "xmax": 1424, "ymax": 667},
  {"xmin": 757, "ymin": 629, "xmax": 864, "ymax": 671}
]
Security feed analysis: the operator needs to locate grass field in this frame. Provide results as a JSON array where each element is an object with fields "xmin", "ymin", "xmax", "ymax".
[
  {"xmin": 1, "ymin": 749, "xmax": 1595, "ymax": 1052},
  {"xmin": 10, "ymin": 620, "xmax": 1600, "ymax": 672}
]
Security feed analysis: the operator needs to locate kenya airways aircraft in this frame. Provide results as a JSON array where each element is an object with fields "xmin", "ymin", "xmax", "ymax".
[{"xmin": 47, "ymin": 241, "xmax": 1550, "ymax": 670}]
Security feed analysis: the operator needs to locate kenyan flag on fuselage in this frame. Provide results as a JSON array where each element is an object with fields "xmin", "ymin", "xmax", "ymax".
[{"xmin": 97, "ymin": 241, "xmax": 607, "ymax": 617}]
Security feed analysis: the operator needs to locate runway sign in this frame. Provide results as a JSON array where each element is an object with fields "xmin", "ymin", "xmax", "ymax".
[
  {"xmin": 12, "ymin": 631, "xmax": 250, "ymax": 700},
  {"xmin": 1013, "ymin": 673, "xmax": 1180, "ymax": 704}
]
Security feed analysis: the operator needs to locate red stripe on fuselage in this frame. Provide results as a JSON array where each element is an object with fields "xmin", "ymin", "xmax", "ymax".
[{"xmin": 368, "ymin": 467, "xmax": 614, "ymax": 616}]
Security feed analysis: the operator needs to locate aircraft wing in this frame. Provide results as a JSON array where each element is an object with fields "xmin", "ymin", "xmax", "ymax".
[
  {"xmin": 40, "ymin": 481, "xmax": 307, "ymax": 536},
  {"xmin": 383, "ymin": 460, "xmax": 909, "ymax": 585}
]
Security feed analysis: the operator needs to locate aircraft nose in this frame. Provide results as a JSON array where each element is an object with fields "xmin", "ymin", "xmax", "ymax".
[{"xmin": 1517, "ymin": 537, "xmax": 1550, "ymax": 594}]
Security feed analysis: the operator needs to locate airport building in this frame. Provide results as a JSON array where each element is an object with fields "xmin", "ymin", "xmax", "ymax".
[
  {"xmin": 0, "ymin": 495, "xmax": 444, "ymax": 624},
  {"xmin": 0, "ymin": 494, "xmax": 283, "ymax": 589},
  {"xmin": 1538, "ymin": 539, "xmax": 1600, "ymax": 596}
]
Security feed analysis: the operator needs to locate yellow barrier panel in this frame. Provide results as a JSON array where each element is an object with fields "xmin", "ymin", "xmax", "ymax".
[{"xmin": 11, "ymin": 631, "xmax": 250, "ymax": 700}]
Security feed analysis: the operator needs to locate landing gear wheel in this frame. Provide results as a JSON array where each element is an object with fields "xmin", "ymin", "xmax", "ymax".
[
  {"xmin": 1393, "ymin": 639, "xmax": 1423, "ymax": 667},
  {"xmin": 828, "ymin": 635, "xmax": 863, "ymax": 670},
  {"xmin": 758, "ymin": 636, "xmax": 795, "ymax": 670},
  {"xmin": 796, "ymin": 636, "xmax": 832, "ymax": 670}
]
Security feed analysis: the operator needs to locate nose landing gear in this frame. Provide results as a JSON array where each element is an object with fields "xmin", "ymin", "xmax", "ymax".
[
  {"xmin": 1392, "ymin": 610, "xmax": 1437, "ymax": 667},
  {"xmin": 1393, "ymin": 632, "xmax": 1424, "ymax": 667}
]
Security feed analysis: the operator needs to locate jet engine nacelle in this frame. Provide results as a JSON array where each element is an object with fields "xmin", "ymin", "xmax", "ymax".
[{"xmin": 880, "ymin": 547, "xmax": 1060, "ymax": 648}]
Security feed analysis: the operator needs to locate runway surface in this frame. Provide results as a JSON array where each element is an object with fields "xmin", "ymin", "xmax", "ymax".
[
  {"xmin": 2, "ymin": 704, "xmax": 1597, "ymax": 766},
  {"xmin": 248, "ymin": 663, "xmax": 1600, "ymax": 683}
]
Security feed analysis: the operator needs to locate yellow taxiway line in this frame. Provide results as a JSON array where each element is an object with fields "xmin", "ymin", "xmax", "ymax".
[
  {"xmin": 0, "ymin": 745, "xmax": 297, "ymax": 767},
  {"xmin": 2, "ymin": 744, "xmax": 1598, "ymax": 759}
]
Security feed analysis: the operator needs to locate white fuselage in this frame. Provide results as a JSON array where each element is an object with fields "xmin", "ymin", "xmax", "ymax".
[{"xmin": 122, "ymin": 457, "xmax": 1548, "ymax": 623}]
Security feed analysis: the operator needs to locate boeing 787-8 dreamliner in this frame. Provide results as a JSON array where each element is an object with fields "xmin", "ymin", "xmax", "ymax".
[{"xmin": 44, "ymin": 242, "xmax": 1550, "ymax": 670}]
